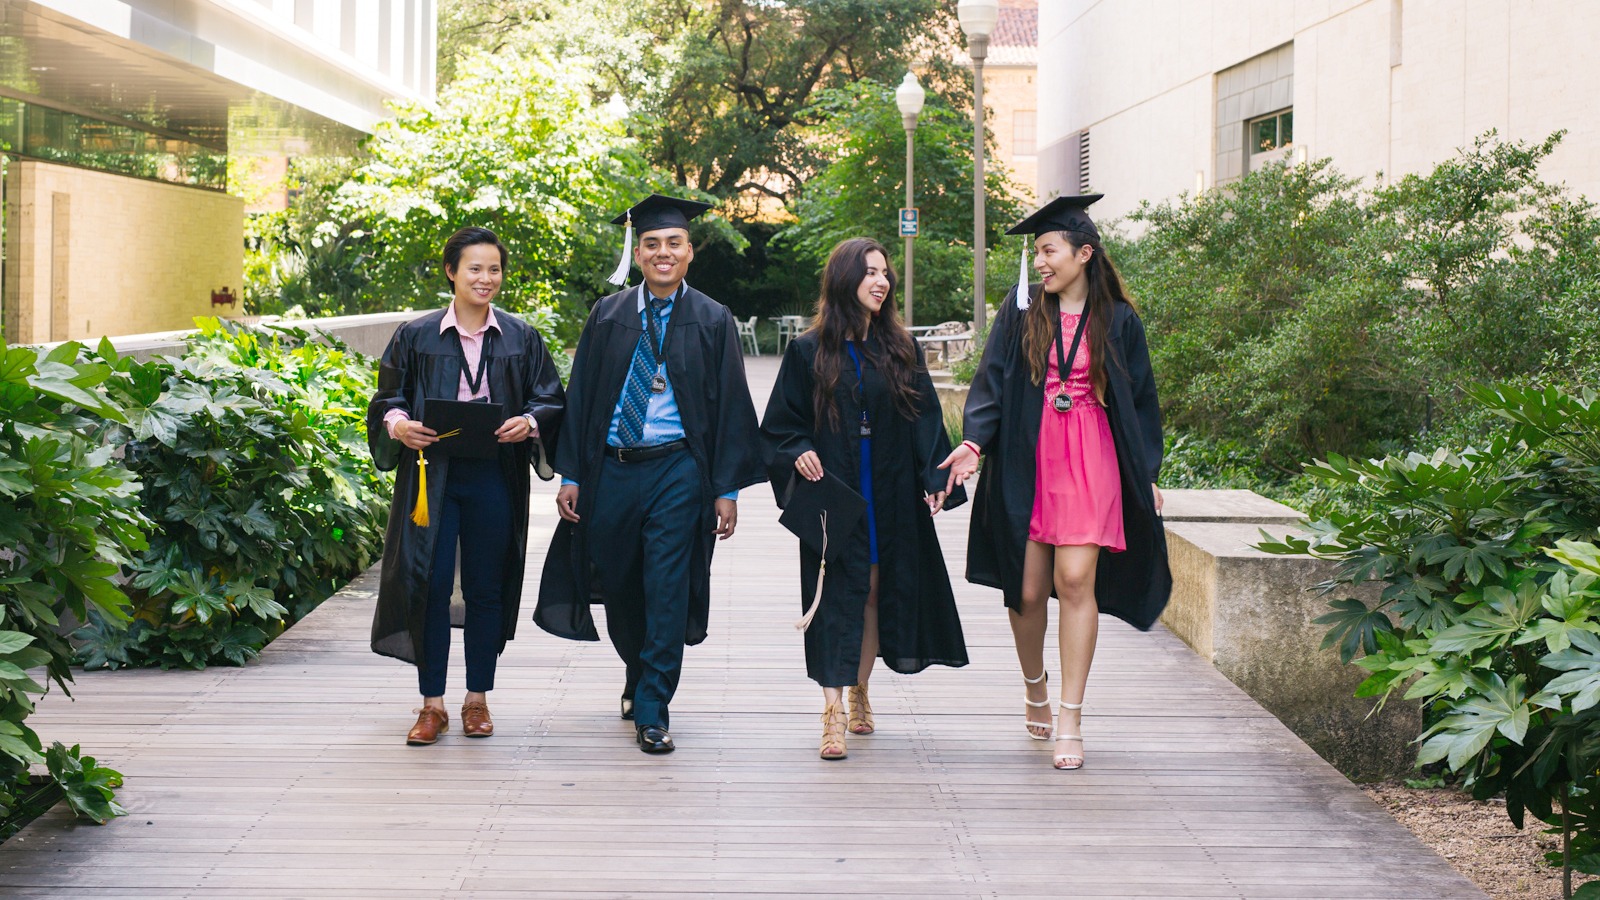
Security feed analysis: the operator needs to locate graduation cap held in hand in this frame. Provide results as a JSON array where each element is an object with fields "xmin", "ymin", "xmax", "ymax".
[{"xmin": 777, "ymin": 469, "xmax": 868, "ymax": 632}]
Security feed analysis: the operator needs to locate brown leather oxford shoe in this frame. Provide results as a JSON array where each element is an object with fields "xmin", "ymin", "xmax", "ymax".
[
  {"xmin": 406, "ymin": 706, "xmax": 449, "ymax": 745},
  {"xmin": 460, "ymin": 700, "xmax": 494, "ymax": 737}
]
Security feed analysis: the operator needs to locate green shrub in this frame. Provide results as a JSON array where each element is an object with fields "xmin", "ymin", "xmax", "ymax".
[
  {"xmin": 1259, "ymin": 383, "xmax": 1600, "ymax": 896},
  {"xmin": 74, "ymin": 320, "xmax": 388, "ymax": 669},
  {"xmin": 1119, "ymin": 131, "xmax": 1596, "ymax": 468},
  {"xmin": 0, "ymin": 338, "xmax": 144, "ymax": 826}
]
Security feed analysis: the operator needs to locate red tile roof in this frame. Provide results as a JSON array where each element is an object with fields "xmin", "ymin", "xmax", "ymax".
[{"xmin": 994, "ymin": 4, "xmax": 1038, "ymax": 48}]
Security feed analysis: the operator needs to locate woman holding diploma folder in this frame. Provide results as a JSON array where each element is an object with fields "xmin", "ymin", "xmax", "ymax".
[
  {"xmin": 761, "ymin": 237, "xmax": 967, "ymax": 760},
  {"xmin": 366, "ymin": 226, "xmax": 565, "ymax": 745}
]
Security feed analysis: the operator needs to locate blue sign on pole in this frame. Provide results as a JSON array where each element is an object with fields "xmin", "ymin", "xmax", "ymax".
[{"xmin": 899, "ymin": 208, "xmax": 919, "ymax": 237}]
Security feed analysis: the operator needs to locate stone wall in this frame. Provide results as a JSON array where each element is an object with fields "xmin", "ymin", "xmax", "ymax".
[
  {"xmin": 3, "ymin": 160, "xmax": 243, "ymax": 344},
  {"xmin": 33, "ymin": 310, "xmax": 428, "ymax": 363},
  {"xmin": 1163, "ymin": 515, "xmax": 1419, "ymax": 779}
]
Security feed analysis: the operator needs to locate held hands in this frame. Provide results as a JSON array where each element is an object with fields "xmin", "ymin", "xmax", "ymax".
[
  {"xmin": 937, "ymin": 442, "xmax": 980, "ymax": 496},
  {"xmin": 799, "ymin": 450, "xmax": 946, "ymax": 517},
  {"xmin": 556, "ymin": 484, "xmax": 580, "ymax": 522},
  {"xmin": 495, "ymin": 416, "xmax": 537, "ymax": 444},
  {"xmin": 394, "ymin": 419, "xmax": 439, "ymax": 451},
  {"xmin": 714, "ymin": 498, "xmax": 738, "ymax": 540}
]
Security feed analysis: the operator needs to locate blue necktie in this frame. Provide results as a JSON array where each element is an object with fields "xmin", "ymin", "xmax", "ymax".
[{"xmin": 617, "ymin": 297, "xmax": 667, "ymax": 447}]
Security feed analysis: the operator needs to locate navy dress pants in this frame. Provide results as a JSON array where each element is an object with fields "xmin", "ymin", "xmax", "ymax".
[
  {"xmin": 418, "ymin": 457, "xmax": 512, "ymax": 697},
  {"xmin": 588, "ymin": 451, "xmax": 700, "ymax": 730}
]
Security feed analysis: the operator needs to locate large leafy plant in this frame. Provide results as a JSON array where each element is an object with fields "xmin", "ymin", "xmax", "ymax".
[
  {"xmin": 1259, "ymin": 384, "xmax": 1600, "ymax": 897},
  {"xmin": 0, "ymin": 338, "xmax": 142, "ymax": 826},
  {"xmin": 76, "ymin": 320, "xmax": 388, "ymax": 669}
]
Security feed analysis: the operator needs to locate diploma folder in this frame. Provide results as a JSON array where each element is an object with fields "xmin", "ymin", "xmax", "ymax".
[
  {"xmin": 420, "ymin": 398, "xmax": 502, "ymax": 460},
  {"xmin": 777, "ymin": 469, "xmax": 867, "ymax": 564}
]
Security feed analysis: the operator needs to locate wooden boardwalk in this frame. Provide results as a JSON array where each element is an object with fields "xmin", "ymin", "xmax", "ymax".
[{"xmin": 0, "ymin": 357, "xmax": 1484, "ymax": 898}]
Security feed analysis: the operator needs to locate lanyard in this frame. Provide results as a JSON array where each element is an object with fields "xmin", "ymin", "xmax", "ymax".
[
  {"xmin": 1054, "ymin": 306, "xmax": 1089, "ymax": 390},
  {"xmin": 456, "ymin": 327, "xmax": 495, "ymax": 397},
  {"xmin": 846, "ymin": 341, "xmax": 871, "ymax": 436},
  {"xmin": 639, "ymin": 284, "xmax": 682, "ymax": 363}
]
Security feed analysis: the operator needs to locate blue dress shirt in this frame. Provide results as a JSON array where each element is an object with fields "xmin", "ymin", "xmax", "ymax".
[{"xmin": 565, "ymin": 282, "xmax": 737, "ymax": 500}]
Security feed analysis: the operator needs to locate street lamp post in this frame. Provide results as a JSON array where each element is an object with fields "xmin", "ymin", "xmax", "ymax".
[
  {"xmin": 895, "ymin": 72, "xmax": 925, "ymax": 328},
  {"xmin": 959, "ymin": 0, "xmax": 999, "ymax": 332}
]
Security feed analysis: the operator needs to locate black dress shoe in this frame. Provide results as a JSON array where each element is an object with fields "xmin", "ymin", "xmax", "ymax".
[
  {"xmin": 620, "ymin": 696, "xmax": 635, "ymax": 721},
  {"xmin": 636, "ymin": 724, "xmax": 674, "ymax": 754}
]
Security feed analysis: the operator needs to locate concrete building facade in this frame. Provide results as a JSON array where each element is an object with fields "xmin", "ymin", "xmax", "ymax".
[
  {"xmin": 1, "ymin": 0, "xmax": 434, "ymax": 343},
  {"xmin": 1036, "ymin": 0, "xmax": 1600, "ymax": 223},
  {"xmin": 980, "ymin": 0, "xmax": 1040, "ymax": 201}
]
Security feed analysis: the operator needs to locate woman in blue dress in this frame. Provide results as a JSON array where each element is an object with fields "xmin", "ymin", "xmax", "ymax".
[{"xmin": 762, "ymin": 237, "xmax": 969, "ymax": 759}]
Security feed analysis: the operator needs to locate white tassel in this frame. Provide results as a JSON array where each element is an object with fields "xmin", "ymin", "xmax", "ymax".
[
  {"xmin": 606, "ymin": 213, "xmax": 634, "ymax": 286},
  {"xmin": 795, "ymin": 511, "xmax": 827, "ymax": 631},
  {"xmin": 1016, "ymin": 241, "xmax": 1031, "ymax": 310}
]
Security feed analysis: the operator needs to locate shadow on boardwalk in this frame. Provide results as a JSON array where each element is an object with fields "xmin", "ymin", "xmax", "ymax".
[{"xmin": 0, "ymin": 357, "xmax": 1484, "ymax": 899}]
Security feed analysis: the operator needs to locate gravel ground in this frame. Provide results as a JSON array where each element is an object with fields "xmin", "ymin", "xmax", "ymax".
[{"xmin": 1363, "ymin": 781, "xmax": 1599, "ymax": 899}]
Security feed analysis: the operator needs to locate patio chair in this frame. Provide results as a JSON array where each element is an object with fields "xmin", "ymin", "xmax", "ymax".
[{"xmin": 737, "ymin": 315, "xmax": 760, "ymax": 356}]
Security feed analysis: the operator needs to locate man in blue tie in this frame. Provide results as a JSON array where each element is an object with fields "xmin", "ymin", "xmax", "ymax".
[{"xmin": 536, "ymin": 194, "xmax": 765, "ymax": 753}]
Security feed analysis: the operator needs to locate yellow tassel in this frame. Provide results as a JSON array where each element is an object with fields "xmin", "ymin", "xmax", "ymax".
[{"xmin": 410, "ymin": 451, "xmax": 430, "ymax": 527}]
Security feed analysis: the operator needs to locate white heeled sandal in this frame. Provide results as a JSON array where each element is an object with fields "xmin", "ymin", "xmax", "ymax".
[
  {"xmin": 1054, "ymin": 701, "xmax": 1085, "ymax": 770},
  {"xmin": 1023, "ymin": 671, "xmax": 1053, "ymax": 741}
]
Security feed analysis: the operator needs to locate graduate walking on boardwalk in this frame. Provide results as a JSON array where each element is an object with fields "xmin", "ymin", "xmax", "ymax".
[
  {"xmin": 940, "ymin": 196, "xmax": 1171, "ymax": 770},
  {"xmin": 535, "ymin": 194, "xmax": 764, "ymax": 754},
  {"xmin": 366, "ymin": 227, "xmax": 566, "ymax": 745},
  {"xmin": 761, "ymin": 238, "xmax": 968, "ymax": 760}
]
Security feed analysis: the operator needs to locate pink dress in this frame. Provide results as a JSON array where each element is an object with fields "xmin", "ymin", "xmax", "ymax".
[{"xmin": 1028, "ymin": 310, "xmax": 1125, "ymax": 550}]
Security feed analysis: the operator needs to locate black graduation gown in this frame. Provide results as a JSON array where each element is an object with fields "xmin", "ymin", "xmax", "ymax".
[
  {"xmin": 962, "ymin": 286, "xmax": 1172, "ymax": 629},
  {"xmin": 533, "ymin": 284, "xmax": 765, "ymax": 644},
  {"xmin": 761, "ymin": 332, "xmax": 969, "ymax": 685},
  {"xmin": 365, "ymin": 308, "xmax": 566, "ymax": 666}
]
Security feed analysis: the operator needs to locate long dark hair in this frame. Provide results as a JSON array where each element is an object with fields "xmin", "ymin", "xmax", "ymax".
[
  {"xmin": 442, "ymin": 226, "xmax": 508, "ymax": 289},
  {"xmin": 808, "ymin": 238, "xmax": 923, "ymax": 430},
  {"xmin": 1021, "ymin": 231, "xmax": 1137, "ymax": 400}
]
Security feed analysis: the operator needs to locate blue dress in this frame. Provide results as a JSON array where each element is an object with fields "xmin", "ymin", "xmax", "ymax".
[{"xmin": 846, "ymin": 341, "xmax": 879, "ymax": 564}]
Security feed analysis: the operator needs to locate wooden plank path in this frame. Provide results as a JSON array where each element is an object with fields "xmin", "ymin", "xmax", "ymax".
[{"xmin": 0, "ymin": 357, "xmax": 1484, "ymax": 898}]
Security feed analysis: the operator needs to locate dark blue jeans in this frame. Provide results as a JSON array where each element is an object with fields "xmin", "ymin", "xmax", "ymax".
[
  {"xmin": 418, "ymin": 457, "xmax": 512, "ymax": 697},
  {"xmin": 588, "ymin": 451, "xmax": 700, "ymax": 729}
]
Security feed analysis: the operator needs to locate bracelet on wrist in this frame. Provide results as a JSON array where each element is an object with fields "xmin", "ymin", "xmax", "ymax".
[{"xmin": 961, "ymin": 439, "xmax": 981, "ymax": 456}]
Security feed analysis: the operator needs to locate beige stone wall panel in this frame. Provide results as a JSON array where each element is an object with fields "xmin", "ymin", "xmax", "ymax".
[{"xmin": 5, "ymin": 161, "xmax": 243, "ymax": 343}]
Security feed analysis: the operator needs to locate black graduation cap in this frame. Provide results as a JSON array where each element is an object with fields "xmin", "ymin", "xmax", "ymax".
[
  {"xmin": 1006, "ymin": 193, "xmax": 1104, "ymax": 240},
  {"xmin": 1005, "ymin": 194, "xmax": 1104, "ymax": 308},
  {"xmin": 777, "ymin": 469, "xmax": 868, "ymax": 632},
  {"xmin": 606, "ymin": 194, "xmax": 714, "ymax": 286},
  {"xmin": 778, "ymin": 469, "xmax": 867, "ymax": 563}
]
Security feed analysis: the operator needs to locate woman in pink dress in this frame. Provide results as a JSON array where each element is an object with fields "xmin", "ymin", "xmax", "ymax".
[{"xmin": 941, "ymin": 195, "xmax": 1170, "ymax": 770}]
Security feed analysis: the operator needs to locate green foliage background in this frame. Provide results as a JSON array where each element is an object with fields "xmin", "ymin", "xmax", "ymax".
[
  {"xmin": 244, "ymin": 0, "xmax": 1027, "ymax": 333},
  {"xmin": 777, "ymin": 79, "xmax": 1025, "ymax": 324},
  {"xmin": 0, "ymin": 339, "xmax": 148, "ymax": 828},
  {"xmin": 1260, "ymin": 385, "xmax": 1600, "ymax": 895},
  {"xmin": 76, "ymin": 321, "xmax": 389, "ymax": 670},
  {"xmin": 1120, "ymin": 132, "xmax": 1600, "ymax": 479}
]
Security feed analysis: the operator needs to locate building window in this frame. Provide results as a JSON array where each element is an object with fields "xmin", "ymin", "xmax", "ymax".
[
  {"xmin": 1013, "ymin": 110, "xmax": 1036, "ymax": 158},
  {"xmin": 1247, "ymin": 109, "xmax": 1294, "ymax": 173},
  {"xmin": 1249, "ymin": 109, "xmax": 1293, "ymax": 155}
]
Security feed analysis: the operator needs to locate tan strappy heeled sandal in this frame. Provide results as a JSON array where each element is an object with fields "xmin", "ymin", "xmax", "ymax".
[
  {"xmin": 847, "ymin": 684, "xmax": 874, "ymax": 735},
  {"xmin": 820, "ymin": 701, "xmax": 848, "ymax": 760}
]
